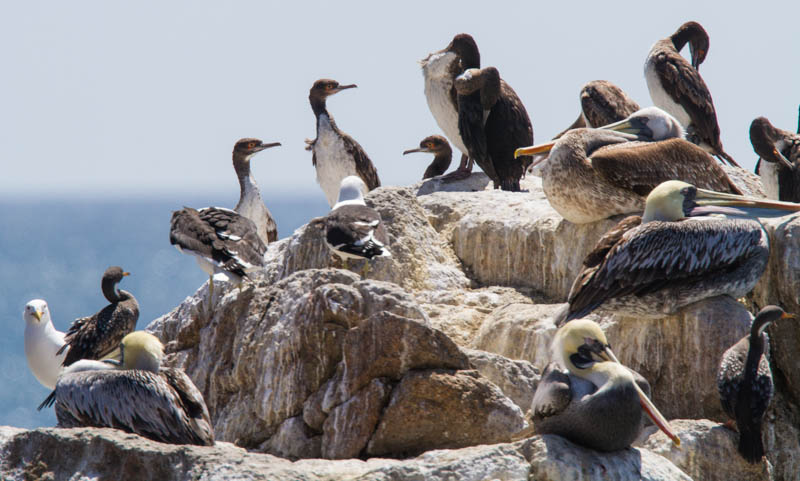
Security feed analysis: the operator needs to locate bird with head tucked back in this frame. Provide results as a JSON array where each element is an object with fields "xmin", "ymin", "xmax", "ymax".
[
  {"xmin": 24, "ymin": 299, "xmax": 67, "ymax": 389},
  {"xmin": 531, "ymin": 319, "xmax": 680, "ymax": 451},
  {"xmin": 41, "ymin": 331, "xmax": 214, "ymax": 446},
  {"xmin": 306, "ymin": 79, "xmax": 380, "ymax": 207},
  {"xmin": 552, "ymin": 80, "xmax": 641, "ymax": 139},
  {"xmin": 718, "ymin": 305, "xmax": 797, "ymax": 464},
  {"xmin": 750, "ymin": 114, "xmax": 800, "ymax": 202}
]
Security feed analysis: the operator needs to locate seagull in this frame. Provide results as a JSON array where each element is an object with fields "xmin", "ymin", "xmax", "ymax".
[
  {"xmin": 23, "ymin": 299, "xmax": 67, "ymax": 389},
  {"xmin": 324, "ymin": 176, "xmax": 390, "ymax": 273}
]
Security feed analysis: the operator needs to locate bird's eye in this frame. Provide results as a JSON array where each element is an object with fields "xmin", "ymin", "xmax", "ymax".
[
  {"xmin": 327, "ymin": 84, "xmax": 335, "ymax": 90},
  {"xmin": 248, "ymin": 142, "xmax": 256, "ymax": 149},
  {"xmin": 427, "ymin": 143, "xmax": 434, "ymax": 148}
]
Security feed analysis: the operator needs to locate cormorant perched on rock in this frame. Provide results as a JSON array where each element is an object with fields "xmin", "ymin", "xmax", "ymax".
[
  {"xmin": 403, "ymin": 135, "xmax": 453, "ymax": 179},
  {"xmin": 306, "ymin": 79, "xmax": 380, "ymax": 207},
  {"xmin": 232, "ymin": 138, "xmax": 281, "ymax": 243},
  {"xmin": 645, "ymin": 21, "xmax": 738, "ymax": 166},
  {"xmin": 750, "ymin": 114, "xmax": 800, "ymax": 202},
  {"xmin": 455, "ymin": 66, "xmax": 533, "ymax": 191},
  {"xmin": 58, "ymin": 266, "xmax": 139, "ymax": 367},
  {"xmin": 718, "ymin": 306, "xmax": 796, "ymax": 463}
]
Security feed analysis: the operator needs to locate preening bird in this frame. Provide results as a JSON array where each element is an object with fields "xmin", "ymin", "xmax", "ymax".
[
  {"xmin": 561, "ymin": 181, "xmax": 800, "ymax": 323},
  {"xmin": 531, "ymin": 319, "xmax": 679, "ymax": 451},
  {"xmin": 23, "ymin": 299, "xmax": 67, "ymax": 389},
  {"xmin": 644, "ymin": 21, "xmax": 738, "ymax": 166},
  {"xmin": 58, "ymin": 266, "xmax": 139, "ymax": 367},
  {"xmin": 42, "ymin": 331, "xmax": 214, "ymax": 446},
  {"xmin": 750, "ymin": 115, "xmax": 800, "ymax": 202},
  {"xmin": 718, "ymin": 306, "xmax": 796, "ymax": 464},
  {"xmin": 515, "ymin": 108, "xmax": 741, "ymax": 223},
  {"xmin": 553, "ymin": 80, "xmax": 641, "ymax": 139},
  {"xmin": 306, "ymin": 79, "xmax": 380, "ymax": 207}
]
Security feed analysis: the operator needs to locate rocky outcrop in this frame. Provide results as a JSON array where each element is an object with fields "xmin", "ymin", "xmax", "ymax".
[{"xmin": 6, "ymin": 165, "xmax": 799, "ymax": 480}]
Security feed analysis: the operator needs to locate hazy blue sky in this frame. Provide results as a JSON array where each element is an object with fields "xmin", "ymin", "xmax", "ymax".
[{"xmin": 1, "ymin": 1, "xmax": 798, "ymax": 202}]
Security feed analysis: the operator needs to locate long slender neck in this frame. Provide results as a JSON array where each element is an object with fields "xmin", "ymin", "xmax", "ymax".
[
  {"xmin": 232, "ymin": 151, "xmax": 257, "ymax": 202},
  {"xmin": 670, "ymin": 27, "xmax": 693, "ymax": 53},
  {"xmin": 743, "ymin": 319, "xmax": 770, "ymax": 380},
  {"xmin": 102, "ymin": 278, "xmax": 122, "ymax": 303},
  {"xmin": 433, "ymin": 149, "xmax": 452, "ymax": 168},
  {"xmin": 310, "ymin": 95, "xmax": 329, "ymax": 118}
]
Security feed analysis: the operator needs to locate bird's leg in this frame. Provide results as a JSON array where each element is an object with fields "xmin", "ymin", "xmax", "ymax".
[
  {"xmin": 360, "ymin": 260, "xmax": 371, "ymax": 279},
  {"xmin": 207, "ymin": 275, "xmax": 215, "ymax": 313},
  {"xmin": 440, "ymin": 154, "xmax": 473, "ymax": 182}
]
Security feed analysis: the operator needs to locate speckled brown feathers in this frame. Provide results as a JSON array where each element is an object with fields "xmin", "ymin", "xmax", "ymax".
[{"xmin": 580, "ymin": 80, "xmax": 641, "ymax": 129}]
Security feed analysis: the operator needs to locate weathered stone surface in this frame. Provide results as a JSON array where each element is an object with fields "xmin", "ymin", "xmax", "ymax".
[
  {"xmin": 642, "ymin": 419, "xmax": 771, "ymax": 481},
  {"xmin": 322, "ymin": 379, "xmax": 390, "ymax": 459},
  {"xmin": 260, "ymin": 416, "xmax": 321, "ymax": 460},
  {"xmin": 0, "ymin": 426, "xmax": 694, "ymax": 481},
  {"xmin": 463, "ymin": 348, "xmax": 541, "ymax": 411},
  {"xmin": 367, "ymin": 369, "xmax": 526, "ymax": 456}
]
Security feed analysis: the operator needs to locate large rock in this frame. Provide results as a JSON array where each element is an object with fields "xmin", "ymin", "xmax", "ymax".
[{"xmin": 0, "ymin": 426, "xmax": 691, "ymax": 481}]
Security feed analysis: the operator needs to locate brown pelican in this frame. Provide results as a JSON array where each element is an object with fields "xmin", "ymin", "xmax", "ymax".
[
  {"xmin": 554, "ymin": 80, "xmax": 641, "ymax": 139},
  {"xmin": 24, "ymin": 300, "xmax": 67, "ymax": 389},
  {"xmin": 644, "ymin": 21, "xmax": 738, "ymax": 167},
  {"xmin": 455, "ymin": 66, "xmax": 533, "ymax": 191},
  {"xmin": 306, "ymin": 79, "xmax": 380, "ymax": 207},
  {"xmin": 232, "ymin": 138, "xmax": 281, "ymax": 244},
  {"xmin": 170, "ymin": 206, "xmax": 266, "ymax": 311},
  {"xmin": 750, "ymin": 115, "xmax": 800, "ymax": 202},
  {"xmin": 514, "ymin": 108, "xmax": 741, "ymax": 223},
  {"xmin": 41, "ymin": 331, "xmax": 214, "ymax": 446},
  {"xmin": 420, "ymin": 33, "xmax": 480, "ymax": 179},
  {"xmin": 403, "ymin": 135, "xmax": 453, "ymax": 179},
  {"xmin": 58, "ymin": 267, "xmax": 139, "ymax": 367},
  {"xmin": 324, "ymin": 176, "xmax": 390, "ymax": 268},
  {"xmin": 560, "ymin": 181, "xmax": 800, "ymax": 324},
  {"xmin": 532, "ymin": 319, "xmax": 680, "ymax": 451},
  {"xmin": 717, "ymin": 306, "xmax": 796, "ymax": 463}
]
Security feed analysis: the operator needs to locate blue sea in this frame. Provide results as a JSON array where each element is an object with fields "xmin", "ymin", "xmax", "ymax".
[{"xmin": 0, "ymin": 193, "xmax": 328, "ymax": 429}]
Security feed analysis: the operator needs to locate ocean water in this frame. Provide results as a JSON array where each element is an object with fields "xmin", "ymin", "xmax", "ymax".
[{"xmin": 0, "ymin": 193, "xmax": 328, "ymax": 429}]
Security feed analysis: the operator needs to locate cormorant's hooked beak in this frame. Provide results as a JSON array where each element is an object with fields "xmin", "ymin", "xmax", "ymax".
[
  {"xmin": 403, "ymin": 147, "xmax": 430, "ymax": 155},
  {"xmin": 334, "ymin": 84, "xmax": 357, "ymax": 93},
  {"xmin": 600, "ymin": 345, "xmax": 681, "ymax": 447},
  {"xmin": 781, "ymin": 312, "xmax": 798, "ymax": 320},
  {"xmin": 770, "ymin": 146, "xmax": 795, "ymax": 170},
  {"xmin": 690, "ymin": 188, "xmax": 800, "ymax": 218},
  {"xmin": 255, "ymin": 142, "xmax": 282, "ymax": 153}
]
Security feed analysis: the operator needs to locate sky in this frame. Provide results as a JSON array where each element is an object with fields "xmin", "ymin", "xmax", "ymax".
[{"xmin": 1, "ymin": 1, "xmax": 798, "ymax": 202}]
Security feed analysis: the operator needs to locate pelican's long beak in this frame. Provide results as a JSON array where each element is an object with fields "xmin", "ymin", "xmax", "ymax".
[
  {"xmin": 782, "ymin": 312, "xmax": 798, "ymax": 320},
  {"xmin": 601, "ymin": 345, "xmax": 681, "ymax": 447},
  {"xmin": 101, "ymin": 347, "xmax": 123, "ymax": 363},
  {"xmin": 599, "ymin": 118, "xmax": 638, "ymax": 135},
  {"xmin": 515, "ymin": 141, "xmax": 555, "ymax": 159},
  {"xmin": 693, "ymin": 188, "xmax": 800, "ymax": 218},
  {"xmin": 33, "ymin": 308, "xmax": 43, "ymax": 322}
]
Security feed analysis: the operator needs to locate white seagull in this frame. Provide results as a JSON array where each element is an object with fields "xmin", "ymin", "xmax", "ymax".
[{"xmin": 23, "ymin": 299, "xmax": 67, "ymax": 389}]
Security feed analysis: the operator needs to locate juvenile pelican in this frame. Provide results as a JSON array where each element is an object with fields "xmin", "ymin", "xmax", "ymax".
[
  {"xmin": 232, "ymin": 138, "xmax": 281, "ymax": 244},
  {"xmin": 403, "ymin": 135, "xmax": 453, "ymax": 179},
  {"xmin": 324, "ymin": 176, "xmax": 390, "ymax": 266},
  {"xmin": 750, "ymin": 115, "xmax": 800, "ymax": 202},
  {"xmin": 553, "ymin": 80, "xmax": 641, "ymax": 139},
  {"xmin": 532, "ymin": 319, "xmax": 679, "ymax": 451},
  {"xmin": 644, "ymin": 21, "xmax": 738, "ymax": 166},
  {"xmin": 24, "ymin": 300, "xmax": 67, "ymax": 389},
  {"xmin": 42, "ymin": 331, "xmax": 214, "ymax": 446},
  {"xmin": 718, "ymin": 306, "xmax": 796, "ymax": 463},
  {"xmin": 59, "ymin": 266, "xmax": 139, "ymax": 367},
  {"xmin": 455, "ymin": 66, "xmax": 533, "ymax": 191},
  {"xmin": 514, "ymin": 109, "xmax": 741, "ymax": 223},
  {"xmin": 561, "ymin": 181, "xmax": 800, "ymax": 323}
]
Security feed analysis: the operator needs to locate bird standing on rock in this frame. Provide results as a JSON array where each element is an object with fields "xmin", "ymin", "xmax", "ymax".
[
  {"xmin": 750, "ymin": 114, "xmax": 800, "ymax": 202},
  {"xmin": 553, "ymin": 80, "xmax": 641, "ymax": 139},
  {"xmin": 531, "ymin": 319, "xmax": 680, "ymax": 451},
  {"xmin": 324, "ymin": 176, "xmax": 390, "ymax": 275},
  {"xmin": 306, "ymin": 79, "xmax": 380, "ymax": 207},
  {"xmin": 58, "ymin": 266, "xmax": 139, "ymax": 367},
  {"xmin": 232, "ymin": 138, "xmax": 281, "ymax": 244},
  {"xmin": 644, "ymin": 21, "xmax": 738, "ymax": 166},
  {"xmin": 420, "ymin": 33, "xmax": 481, "ymax": 180},
  {"xmin": 403, "ymin": 135, "xmax": 453, "ymax": 179},
  {"xmin": 24, "ymin": 299, "xmax": 67, "ymax": 389},
  {"xmin": 455, "ymin": 66, "xmax": 533, "ymax": 191},
  {"xmin": 718, "ymin": 306, "xmax": 796, "ymax": 463},
  {"xmin": 560, "ymin": 181, "xmax": 800, "ymax": 323}
]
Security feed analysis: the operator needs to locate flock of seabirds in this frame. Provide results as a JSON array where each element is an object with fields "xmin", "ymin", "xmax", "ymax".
[{"xmin": 20, "ymin": 22, "xmax": 800, "ymax": 465}]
